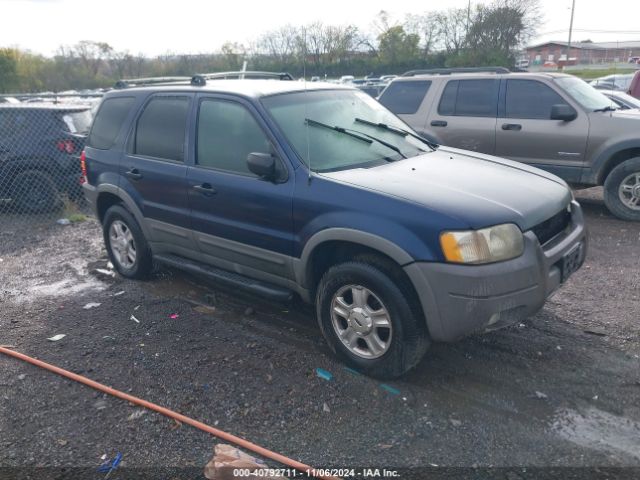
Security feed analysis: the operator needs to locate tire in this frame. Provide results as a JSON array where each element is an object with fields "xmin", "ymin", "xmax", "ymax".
[
  {"xmin": 316, "ymin": 260, "xmax": 430, "ymax": 379},
  {"xmin": 604, "ymin": 158, "xmax": 640, "ymax": 221},
  {"xmin": 103, "ymin": 204, "xmax": 153, "ymax": 279},
  {"xmin": 11, "ymin": 170, "xmax": 62, "ymax": 214}
]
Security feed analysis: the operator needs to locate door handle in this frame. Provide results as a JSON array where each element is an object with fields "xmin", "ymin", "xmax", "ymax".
[
  {"xmin": 193, "ymin": 183, "xmax": 217, "ymax": 196},
  {"xmin": 124, "ymin": 168, "xmax": 143, "ymax": 180},
  {"xmin": 431, "ymin": 120, "xmax": 448, "ymax": 127},
  {"xmin": 501, "ymin": 123, "xmax": 522, "ymax": 131}
]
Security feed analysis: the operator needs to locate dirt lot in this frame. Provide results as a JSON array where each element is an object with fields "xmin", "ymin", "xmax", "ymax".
[{"xmin": 1, "ymin": 188, "xmax": 639, "ymax": 479}]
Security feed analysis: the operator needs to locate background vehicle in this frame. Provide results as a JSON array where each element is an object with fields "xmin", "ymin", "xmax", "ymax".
[
  {"xmin": 601, "ymin": 90, "xmax": 640, "ymax": 110},
  {"xmin": 83, "ymin": 74, "xmax": 586, "ymax": 378},
  {"xmin": 590, "ymin": 73, "xmax": 634, "ymax": 91},
  {"xmin": 379, "ymin": 67, "xmax": 640, "ymax": 221},
  {"xmin": 0, "ymin": 103, "xmax": 91, "ymax": 213}
]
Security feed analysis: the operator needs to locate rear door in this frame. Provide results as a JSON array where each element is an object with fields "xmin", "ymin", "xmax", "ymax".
[
  {"xmin": 428, "ymin": 78, "xmax": 499, "ymax": 154},
  {"xmin": 120, "ymin": 93, "xmax": 196, "ymax": 251},
  {"xmin": 378, "ymin": 80, "xmax": 433, "ymax": 134},
  {"xmin": 495, "ymin": 79, "xmax": 588, "ymax": 179},
  {"xmin": 186, "ymin": 95, "xmax": 295, "ymax": 280}
]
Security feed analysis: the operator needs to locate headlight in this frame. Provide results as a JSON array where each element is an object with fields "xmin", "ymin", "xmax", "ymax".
[{"xmin": 440, "ymin": 223, "xmax": 524, "ymax": 264}]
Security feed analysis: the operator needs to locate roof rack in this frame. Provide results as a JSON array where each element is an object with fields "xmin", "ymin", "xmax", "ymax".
[
  {"xmin": 402, "ymin": 67, "xmax": 510, "ymax": 77},
  {"xmin": 115, "ymin": 71, "xmax": 295, "ymax": 89},
  {"xmin": 190, "ymin": 71, "xmax": 295, "ymax": 85},
  {"xmin": 114, "ymin": 76, "xmax": 193, "ymax": 89}
]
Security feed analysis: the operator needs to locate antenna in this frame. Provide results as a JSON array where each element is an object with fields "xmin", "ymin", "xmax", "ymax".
[{"xmin": 302, "ymin": 28, "xmax": 312, "ymax": 184}]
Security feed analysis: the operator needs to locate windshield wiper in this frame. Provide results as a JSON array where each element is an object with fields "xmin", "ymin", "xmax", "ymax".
[
  {"xmin": 593, "ymin": 105, "xmax": 617, "ymax": 112},
  {"xmin": 305, "ymin": 118, "xmax": 407, "ymax": 160},
  {"xmin": 305, "ymin": 118, "xmax": 373, "ymax": 144},
  {"xmin": 354, "ymin": 117, "xmax": 438, "ymax": 150}
]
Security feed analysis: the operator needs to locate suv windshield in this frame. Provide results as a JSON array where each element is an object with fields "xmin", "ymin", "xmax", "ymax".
[
  {"xmin": 262, "ymin": 89, "xmax": 427, "ymax": 172},
  {"xmin": 554, "ymin": 76, "xmax": 613, "ymax": 111}
]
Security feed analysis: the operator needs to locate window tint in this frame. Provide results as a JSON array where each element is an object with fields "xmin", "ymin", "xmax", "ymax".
[
  {"xmin": 438, "ymin": 79, "xmax": 499, "ymax": 117},
  {"xmin": 506, "ymin": 80, "xmax": 569, "ymax": 119},
  {"xmin": 197, "ymin": 100, "xmax": 271, "ymax": 176},
  {"xmin": 378, "ymin": 80, "xmax": 431, "ymax": 114},
  {"xmin": 135, "ymin": 96, "xmax": 189, "ymax": 161},
  {"xmin": 88, "ymin": 97, "xmax": 135, "ymax": 149}
]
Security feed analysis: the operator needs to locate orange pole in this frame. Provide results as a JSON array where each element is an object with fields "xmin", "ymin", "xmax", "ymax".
[{"xmin": 0, "ymin": 347, "xmax": 338, "ymax": 480}]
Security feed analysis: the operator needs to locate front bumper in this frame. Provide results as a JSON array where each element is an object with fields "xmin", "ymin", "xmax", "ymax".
[{"xmin": 404, "ymin": 201, "xmax": 587, "ymax": 342}]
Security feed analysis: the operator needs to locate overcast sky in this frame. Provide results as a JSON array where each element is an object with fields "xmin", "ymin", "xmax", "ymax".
[{"xmin": 1, "ymin": 0, "xmax": 638, "ymax": 56}]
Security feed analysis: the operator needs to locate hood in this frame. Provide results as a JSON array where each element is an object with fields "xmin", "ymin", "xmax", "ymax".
[
  {"xmin": 321, "ymin": 147, "xmax": 572, "ymax": 231},
  {"xmin": 607, "ymin": 108, "xmax": 640, "ymax": 120}
]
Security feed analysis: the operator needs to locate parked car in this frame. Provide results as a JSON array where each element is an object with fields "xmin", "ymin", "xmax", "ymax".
[
  {"xmin": 0, "ymin": 97, "xmax": 20, "ymax": 104},
  {"xmin": 628, "ymin": 70, "xmax": 640, "ymax": 99},
  {"xmin": 590, "ymin": 73, "xmax": 634, "ymax": 92},
  {"xmin": 339, "ymin": 75, "xmax": 355, "ymax": 84},
  {"xmin": 82, "ymin": 75, "xmax": 587, "ymax": 378},
  {"xmin": 0, "ymin": 103, "xmax": 92, "ymax": 212},
  {"xmin": 379, "ymin": 68, "xmax": 640, "ymax": 221},
  {"xmin": 601, "ymin": 90, "xmax": 640, "ymax": 110}
]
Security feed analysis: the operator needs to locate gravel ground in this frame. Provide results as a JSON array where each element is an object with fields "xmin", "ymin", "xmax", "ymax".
[{"xmin": 0, "ymin": 188, "xmax": 639, "ymax": 479}]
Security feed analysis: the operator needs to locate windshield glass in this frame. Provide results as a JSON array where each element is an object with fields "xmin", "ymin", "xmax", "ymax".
[
  {"xmin": 262, "ymin": 89, "xmax": 427, "ymax": 172},
  {"xmin": 555, "ymin": 76, "xmax": 613, "ymax": 111}
]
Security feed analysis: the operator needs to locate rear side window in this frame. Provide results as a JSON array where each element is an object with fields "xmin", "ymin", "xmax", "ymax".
[
  {"xmin": 196, "ymin": 99, "xmax": 271, "ymax": 176},
  {"xmin": 378, "ymin": 81, "xmax": 431, "ymax": 114},
  {"xmin": 505, "ymin": 80, "xmax": 569, "ymax": 119},
  {"xmin": 88, "ymin": 97, "xmax": 135, "ymax": 149},
  {"xmin": 135, "ymin": 96, "xmax": 189, "ymax": 162},
  {"xmin": 60, "ymin": 110, "xmax": 92, "ymax": 134},
  {"xmin": 438, "ymin": 79, "xmax": 499, "ymax": 117}
]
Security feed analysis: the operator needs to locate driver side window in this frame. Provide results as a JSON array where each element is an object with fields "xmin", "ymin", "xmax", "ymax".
[
  {"xmin": 506, "ymin": 80, "xmax": 570, "ymax": 120},
  {"xmin": 197, "ymin": 99, "xmax": 272, "ymax": 176}
]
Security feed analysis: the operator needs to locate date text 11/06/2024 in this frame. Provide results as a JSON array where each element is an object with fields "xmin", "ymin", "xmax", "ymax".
[{"xmin": 232, "ymin": 468, "xmax": 400, "ymax": 477}]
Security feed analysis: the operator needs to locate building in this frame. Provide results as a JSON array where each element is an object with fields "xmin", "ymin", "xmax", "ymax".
[{"xmin": 525, "ymin": 40, "xmax": 640, "ymax": 65}]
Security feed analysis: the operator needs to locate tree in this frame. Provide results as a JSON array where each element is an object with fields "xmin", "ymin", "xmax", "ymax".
[
  {"xmin": 0, "ymin": 48, "xmax": 18, "ymax": 93},
  {"xmin": 377, "ymin": 26, "xmax": 420, "ymax": 66}
]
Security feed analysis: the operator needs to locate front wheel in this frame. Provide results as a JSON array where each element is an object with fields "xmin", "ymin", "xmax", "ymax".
[
  {"xmin": 604, "ymin": 158, "xmax": 640, "ymax": 221},
  {"xmin": 316, "ymin": 261, "xmax": 429, "ymax": 379}
]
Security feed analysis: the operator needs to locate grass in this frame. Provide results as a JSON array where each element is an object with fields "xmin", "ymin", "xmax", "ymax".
[
  {"xmin": 567, "ymin": 68, "xmax": 637, "ymax": 80},
  {"xmin": 60, "ymin": 196, "xmax": 87, "ymax": 223}
]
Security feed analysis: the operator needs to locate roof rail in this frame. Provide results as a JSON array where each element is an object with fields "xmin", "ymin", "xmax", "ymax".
[
  {"xmin": 402, "ymin": 67, "xmax": 510, "ymax": 77},
  {"xmin": 190, "ymin": 71, "xmax": 295, "ymax": 85},
  {"xmin": 114, "ymin": 77, "xmax": 192, "ymax": 89},
  {"xmin": 115, "ymin": 71, "xmax": 295, "ymax": 89}
]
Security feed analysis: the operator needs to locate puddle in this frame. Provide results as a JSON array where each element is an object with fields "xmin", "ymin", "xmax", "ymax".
[{"xmin": 552, "ymin": 406, "xmax": 640, "ymax": 461}]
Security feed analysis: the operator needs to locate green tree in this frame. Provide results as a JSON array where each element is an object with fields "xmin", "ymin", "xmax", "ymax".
[
  {"xmin": 0, "ymin": 48, "xmax": 18, "ymax": 93},
  {"xmin": 378, "ymin": 26, "xmax": 420, "ymax": 66}
]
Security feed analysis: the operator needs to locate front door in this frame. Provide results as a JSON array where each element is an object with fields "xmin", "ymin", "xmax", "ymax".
[
  {"xmin": 120, "ymin": 93, "xmax": 195, "ymax": 250},
  {"xmin": 495, "ymin": 79, "xmax": 588, "ymax": 181},
  {"xmin": 186, "ymin": 95, "xmax": 295, "ymax": 281}
]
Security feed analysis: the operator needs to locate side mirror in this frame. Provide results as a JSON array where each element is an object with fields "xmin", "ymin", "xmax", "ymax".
[
  {"xmin": 247, "ymin": 152, "xmax": 276, "ymax": 179},
  {"xmin": 550, "ymin": 104, "xmax": 577, "ymax": 121}
]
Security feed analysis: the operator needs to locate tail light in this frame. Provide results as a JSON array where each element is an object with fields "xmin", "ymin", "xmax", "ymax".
[
  {"xmin": 56, "ymin": 139, "xmax": 76, "ymax": 154},
  {"xmin": 79, "ymin": 150, "xmax": 87, "ymax": 184}
]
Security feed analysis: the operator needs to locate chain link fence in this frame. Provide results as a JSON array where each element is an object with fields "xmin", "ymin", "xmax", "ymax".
[{"xmin": 0, "ymin": 93, "xmax": 102, "ymax": 222}]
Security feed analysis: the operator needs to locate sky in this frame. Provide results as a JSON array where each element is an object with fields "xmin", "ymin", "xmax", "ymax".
[{"xmin": 1, "ymin": 0, "xmax": 639, "ymax": 56}]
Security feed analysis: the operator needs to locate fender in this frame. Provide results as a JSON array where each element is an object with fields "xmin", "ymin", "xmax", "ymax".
[
  {"xmin": 292, "ymin": 227, "xmax": 416, "ymax": 288},
  {"xmin": 582, "ymin": 138, "xmax": 640, "ymax": 184},
  {"xmin": 95, "ymin": 183, "xmax": 151, "ymax": 239}
]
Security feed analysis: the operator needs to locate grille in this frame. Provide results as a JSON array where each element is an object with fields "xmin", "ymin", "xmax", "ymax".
[{"xmin": 531, "ymin": 207, "xmax": 571, "ymax": 245}]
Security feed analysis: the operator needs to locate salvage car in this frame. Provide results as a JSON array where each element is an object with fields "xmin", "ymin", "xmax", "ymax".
[
  {"xmin": 0, "ymin": 103, "xmax": 91, "ymax": 212},
  {"xmin": 82, "ymin": 73, "xmax": 587, "ymax": 378}
]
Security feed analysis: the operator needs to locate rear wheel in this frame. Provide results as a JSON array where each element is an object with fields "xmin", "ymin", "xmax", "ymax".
[
  {"xmin": 316, "ymin": 260, "xmax": 429, "ymax": 379},
  {"xmin": 604, "ymin": 158, "xmax": 640, "ymax": 221},
  {"xmin": 103, "ymin": 205, "xmax": 152, "ymax": 279},
  {"xmin": 11, "ymin": 170, "xmax": 61, "ymax": 213}
]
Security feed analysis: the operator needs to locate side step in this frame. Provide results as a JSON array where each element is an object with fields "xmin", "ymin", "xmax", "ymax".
[{"xmin": 154, "ymin": 253, "xmax": 294, "ymax": 302}]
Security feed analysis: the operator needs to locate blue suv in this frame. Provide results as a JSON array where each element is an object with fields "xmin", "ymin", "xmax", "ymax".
[{"xmin": 82, "ymin": 73, "xmax": 587, "ymax": 378}]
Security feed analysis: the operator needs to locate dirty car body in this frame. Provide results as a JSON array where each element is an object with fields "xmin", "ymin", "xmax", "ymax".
[{"xmin": 82, "ymin": 79, "xmax": 587, "ymax": 378}]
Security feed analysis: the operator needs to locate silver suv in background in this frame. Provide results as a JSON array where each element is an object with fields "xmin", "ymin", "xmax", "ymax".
[{"xmin": 379, "ymin": 67, "xmax": 640, "ymax": 221}]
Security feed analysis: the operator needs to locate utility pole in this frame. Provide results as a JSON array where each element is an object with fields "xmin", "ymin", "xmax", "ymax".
[{"xmin": 565, "ymin": 0, "xmax": 576, "ymax": 68}]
